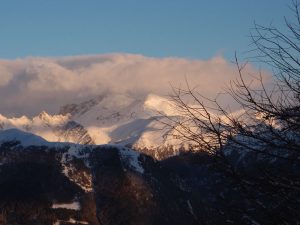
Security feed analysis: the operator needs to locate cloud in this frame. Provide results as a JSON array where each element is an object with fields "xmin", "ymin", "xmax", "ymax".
[
  {"xmin": 0, "ymin": 53, "xmax": 272, "ymax": 116},
  {"xmin": 0, "ymin": 65, "xmax": 13, "ymax": 87}
]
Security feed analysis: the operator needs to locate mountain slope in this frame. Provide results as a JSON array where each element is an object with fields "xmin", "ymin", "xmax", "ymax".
[{"xmin": 0, "ymin": 129, "xmax": 299, "ymax": 225}]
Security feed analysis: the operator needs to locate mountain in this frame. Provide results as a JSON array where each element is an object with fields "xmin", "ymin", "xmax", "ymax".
[
  {"xmin": 0, "ymin": 111, "xmax": 94, "ymax": 145},
  {"xmin": 0, "ymin": 94, "xmax": 185, "ymax": 159},
  {"xmin": 0, "ymin": 129, "xmax": 299, "ymax": 225}
]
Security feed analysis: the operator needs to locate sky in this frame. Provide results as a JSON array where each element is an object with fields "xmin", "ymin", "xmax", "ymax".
[
  {"xmin": 0, "ymin": 0, "xmax": 290, "ymax": 61},
  {"xmin": 0, "ymin": 0, "xmax": 289, "ymax": 116}
]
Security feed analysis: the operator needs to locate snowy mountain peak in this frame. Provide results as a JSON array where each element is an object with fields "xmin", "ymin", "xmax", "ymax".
[
  {"xmin": 34, "ymin": 111, "xmax": 69, "ymax": 126},
  {"xmin": 38, "ymin": 110, "xmax": 49, "ymax": 118},
  {"xmin": 144, "ymin": 94, "xmax": 177, "ymax": 116}
]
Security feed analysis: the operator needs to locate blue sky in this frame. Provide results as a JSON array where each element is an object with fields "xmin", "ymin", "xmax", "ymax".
[{"xmin": 0, "ymin": 0, "xmax": 290, "ymax": 60}]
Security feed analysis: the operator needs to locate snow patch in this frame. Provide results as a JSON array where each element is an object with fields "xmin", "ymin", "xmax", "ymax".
[
  {"xmin": 187, "ymin": 200, "xmax": 196, "ymax": 217},
  {"xmin": 119, "ymin": 147, "xmax": 144, "ymax": 174},
  {"xmin": 61, "ymin": 162, "xmax": 93, "ymax": 192},
  {"xmin": 61, "ymin": 145, "xmax": 91, "ymax": 162},
  {"xmin": 54, "ymin": 219, "xmax": 88, "ymax": 225},
  {"xmin": 60, "ymin": 146, "xmax": 93, "ymax": 192},
  {"xmin": 66, "ymin": 218, "xmax": 89, "ymax": 224},
  {"xmin": 52, "ymin": 201, "xmax": 81, "ymax": 210}
]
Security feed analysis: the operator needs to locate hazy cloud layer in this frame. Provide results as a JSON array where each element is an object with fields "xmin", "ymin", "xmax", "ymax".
[{"xmin": 0, "ymin": 54, "xmax": 271, "ymax": 116}]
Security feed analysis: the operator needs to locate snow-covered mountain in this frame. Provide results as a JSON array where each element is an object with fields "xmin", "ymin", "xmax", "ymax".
[
  {"xmin": 0, "ymin": 110, "xmax": 94, "ymax": 145},
  {"xmin": 0, "ymin": 94, "xmax": 186, "ymax": 158}
]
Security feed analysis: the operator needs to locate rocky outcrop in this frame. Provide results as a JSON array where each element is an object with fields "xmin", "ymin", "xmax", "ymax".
[{"xmin": 55, "ymin": 121, "xmax": 95, "ymax": 145}]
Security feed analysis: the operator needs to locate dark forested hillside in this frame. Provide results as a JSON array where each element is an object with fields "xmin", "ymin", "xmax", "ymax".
[{"xmin": 0, "ymin": 131, "xmax": 299, "ymax": 225}]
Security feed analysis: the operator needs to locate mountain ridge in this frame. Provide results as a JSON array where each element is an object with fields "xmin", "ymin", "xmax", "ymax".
[{"xmin": 0, "ymin": 94, "xmax": 185, "ymax": 159}]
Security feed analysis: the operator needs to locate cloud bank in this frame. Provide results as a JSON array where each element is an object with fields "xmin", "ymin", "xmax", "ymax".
[{"xmin": 0, "ymin": 54, "xmax": 271, "ymax": 116}]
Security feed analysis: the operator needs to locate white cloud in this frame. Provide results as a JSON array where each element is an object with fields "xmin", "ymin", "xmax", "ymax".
[{"xmin": 0, "ymin": 53, "xmax": 271, "ymax": 116}]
